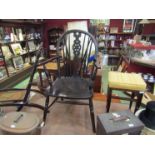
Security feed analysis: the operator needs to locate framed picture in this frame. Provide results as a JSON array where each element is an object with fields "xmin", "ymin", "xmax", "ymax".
[
  {"xmin": 27, "ymin": 40, "xmax": 36, "ymax": 52},
  {"xmin": 13, "ymin": 56, "xmax": 24, "ymax": 69},
  {"xmin": 110, "ymin": 27, "xmax": 118, "ymax": 33},
  {"xmin": 1, "ymin": 45, "xmax": 12, "ymax": 59},
  {"xmin": 11, "ymin": 43, "xmax": 23, "ymax": 55},
  {"xmin": 0, "ymin": 67, "xmax": 7, "ymax": 80},
  {"xmin": 123, "ymin": 19, "xmax": 134, "ymax": 33}
]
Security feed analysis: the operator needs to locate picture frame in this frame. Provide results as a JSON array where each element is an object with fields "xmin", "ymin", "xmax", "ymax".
[
  {"xmin": 27, "ymin": 40, "xmax": 36, "ymax": 52},
  {"xmin": 13, "ymin": 56, "xmax": 24, "ymax": 69},
  {"xmin": 123, "ymin": 19, "xmax": 135, "ymax": 33},
  {"xmin": 1, "ymin": 45, "xmax": 12, "ymax": 59},
  {"xmin": 10, "ymin": 43, "xmax": 23, "ymax": 55},
  {"xmin": 0, "ymin": 67, "xmax": 7, "ymax": 80},
  {"xmin": 110, "ymin": 27, "xmax": 118, "ymax": 33}
]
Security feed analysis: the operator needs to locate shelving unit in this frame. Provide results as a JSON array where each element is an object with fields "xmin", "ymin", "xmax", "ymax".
[
  {"xmin": 96, "ymin": 22, "xmax": 134, "ymax": 67},
  {"xmin": 48, "ymin": 27, "xmax": 64, "ymax": 57},
  {"xmin": 0, "ymin": 20, "xmax": 45, "ymax": 88}
]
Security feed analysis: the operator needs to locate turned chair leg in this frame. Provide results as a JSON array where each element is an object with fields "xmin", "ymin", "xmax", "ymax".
[
  {"xmin": 43, "ymin": 96, "xmax": 49, "ymax": 122},
  {"xmin": 134, "ymin": 93, "xmax": 143, "ymax": 114},
  {"xmin": 129, "ymin": 92, "xmax": 135, "ymax": 109},
  {"xmin": 89, "ymin": 98, "xmax": 96, "ymax": 132},
  {"xmin": 106, "ymin": 87, "xmax": 112, "ymax": 112}
]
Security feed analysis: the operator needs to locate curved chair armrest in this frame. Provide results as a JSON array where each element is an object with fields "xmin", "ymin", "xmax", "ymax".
[{"xmin": 37, "ymin": 55, "xmax": 60, "ymax": 67}]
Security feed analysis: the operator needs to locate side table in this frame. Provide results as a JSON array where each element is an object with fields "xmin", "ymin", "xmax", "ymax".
[{"xmin": 97, "ymin": 110, "xmax": 144, "ymax": 135}]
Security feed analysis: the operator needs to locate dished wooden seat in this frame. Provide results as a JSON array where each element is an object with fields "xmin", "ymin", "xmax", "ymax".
[{"xmin": 45, "ymin": 76, "xmax": 93, "ymax": 99}]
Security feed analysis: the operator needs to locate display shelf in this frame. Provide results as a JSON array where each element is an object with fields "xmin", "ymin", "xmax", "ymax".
[
  {"xmin": 108, "ymin": 47, "xmax": 122, "ymax": 49},
  {"xmin": 110, "ymin": 32, "xmax": 133, "ymax": 35},
  {"xmin": 0, "ymin": 19, "xmax": 44, "ymax": 26},
  {"xmin": 48, "ymin": 27, "xmax": 64, "ymax": 57},
  {"xmin": 0, "ymin": 20, "xmax": 44, "ymax": 87},
  {"xmin": 96, "ymin": 24, "xmax": 133, "ymax": 55},
  {"xmin": 130, "ymin": 43, "xmax": 155, "ymax": 50},
  {"xmin": 0, "ymin": 64, "xmax": 32, "ymax": 89}
]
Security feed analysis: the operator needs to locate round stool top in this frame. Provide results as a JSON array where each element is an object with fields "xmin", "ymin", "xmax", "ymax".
[{"xmin": 0, "ymin": 112, "xmax": 40, "ymax": 134}]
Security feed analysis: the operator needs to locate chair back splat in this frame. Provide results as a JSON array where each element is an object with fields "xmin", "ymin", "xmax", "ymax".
[{"xmin": 56, "ymin": 30, "xmax": 98, "ymax": 79}]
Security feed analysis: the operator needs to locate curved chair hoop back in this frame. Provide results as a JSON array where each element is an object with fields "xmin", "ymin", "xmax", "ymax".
[{"xmin": 56, "ymin": 29, "xmax": 98, "ymax": 77}]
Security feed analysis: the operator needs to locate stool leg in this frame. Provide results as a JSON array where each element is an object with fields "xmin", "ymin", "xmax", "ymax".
[
  {"xmin": 129, "ymin": 92, "xmax": 135, "ymax": 109},
  {"xmin": 106, "ymin": 87, "xmax": 112, "ymax": 113},
  {"xmin": 134, "ymin": 92, "xmax": 143, "ymax": 114}
]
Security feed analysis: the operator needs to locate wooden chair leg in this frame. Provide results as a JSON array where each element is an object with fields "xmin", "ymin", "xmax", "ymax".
[
  {"xmin": 134, "ymin": 92, "xmax": 143, "ymax": 114},
  {"xmin": 39, "ymin": 71, "xmax": 43, "ymax": 88},
  {"xmin": 106, "ymin": 87, "xmax": 112, "ymax": 112},
  {"xmin": 89, "ymin": 98, "xmax": 96, "ymax": 132},
  {"xmin": 129, "ymin": 92, "xmax": 135, "ymax": 109},
  {"xmin": 43, "ymin": 96, "xmax": 49, "ymax": 122}
]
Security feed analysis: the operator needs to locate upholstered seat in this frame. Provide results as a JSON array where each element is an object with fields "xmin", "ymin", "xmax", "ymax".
[
  {"xmin": 106, "ymin": 71, "xmax": 146, "ymax": 113},
  {"xmin": 108, "ymin": 71, "xmax": 146, "ymax": 91},
  {"xmin": 45, "ymin": 77, "xmax": 93, "ymax": 99}
]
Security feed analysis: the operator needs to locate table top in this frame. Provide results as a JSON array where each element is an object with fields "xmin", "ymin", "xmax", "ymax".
[
  {"xmin": 97, "ymin": 110, "xmax": 144, "ymax": 134},
  {"xmin": 37, "ymin": 62, "xmax": 64, "ymax": 71},
  {"xmin": 131, "ymin": 57, "xmax": 155, "ymax": 69},
  {"xmin": 108, "ymin": 71, "xmax": 146, "ymax": 91}
]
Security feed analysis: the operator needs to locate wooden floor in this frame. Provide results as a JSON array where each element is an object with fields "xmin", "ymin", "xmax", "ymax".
[{"xmin": 0, "ymin": 92, "xmax": 134, "ymax": 135}]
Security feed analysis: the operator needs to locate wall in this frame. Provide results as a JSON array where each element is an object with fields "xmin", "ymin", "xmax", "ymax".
[
  {"xmin": 43, "ymin": 19, "xmax": 89, "ymax": 48},
  {"xmin": 110, "ymin": 19, "xmax": 123, "ymax": 32},
  {"xmin": 143, "ymin": 23, "xmax": 155, "ymax": 34}
]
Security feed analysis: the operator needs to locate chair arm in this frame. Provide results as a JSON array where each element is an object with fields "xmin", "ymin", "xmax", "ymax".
[{"xmin": 37, "ymin": 55, "xmax": 60, "ymax": 67}]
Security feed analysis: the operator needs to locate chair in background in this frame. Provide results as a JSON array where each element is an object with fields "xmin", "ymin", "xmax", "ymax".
[
  {"xmin": 42, "ymin": 29, "xmax": 99, "ymax": 132},
  {"xmin": 0, "ymin": 49, "xmax": 48, "ymax": 128},
  {"xmin": 112, "ymin": 55, "xmax": 130, "ymax": 72}
]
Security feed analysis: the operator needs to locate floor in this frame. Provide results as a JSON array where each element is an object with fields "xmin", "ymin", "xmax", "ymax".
[
  {"xmin": 0, "ymin": 90, "xmax": 134, "ymax": 135},
  {"xmin": 0, "ymin": 68, "xmax": 135, "ymax": 135}
]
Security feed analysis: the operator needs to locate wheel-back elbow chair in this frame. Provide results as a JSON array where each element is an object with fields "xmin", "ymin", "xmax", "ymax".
[{"xmin": 43, "ymin": 29, "xmax": 99, "ymax": 132}]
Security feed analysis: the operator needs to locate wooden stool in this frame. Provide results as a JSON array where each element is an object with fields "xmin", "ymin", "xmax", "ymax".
[
  {"xmin": 0, "ymin": 112, "xmax": 41, "ymax": 135},
  {"xmin": 106, "ymin": 71, "xmax": 146, "ymax": 113}
]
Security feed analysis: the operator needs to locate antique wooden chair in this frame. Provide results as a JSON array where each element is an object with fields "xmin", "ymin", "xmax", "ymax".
[
  {"xmin": 0, "ymin": 49, "xmax": 48, "ymax": 126},
  {"xmin": 43, "ymin": 29, "xmax": 99, "ymax": 132}
]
